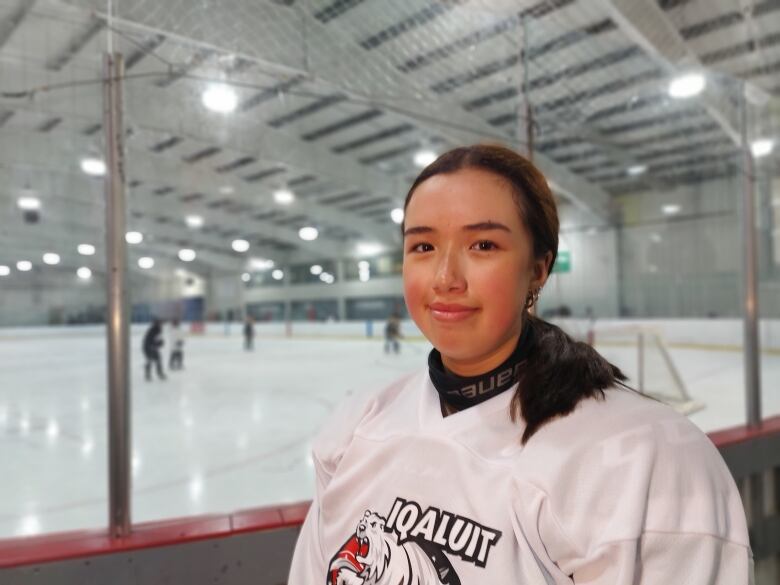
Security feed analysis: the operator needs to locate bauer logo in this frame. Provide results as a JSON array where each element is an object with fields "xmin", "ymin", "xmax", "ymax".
[
  {"xmin": 446, "ymin": 362, "xmax": 523, "ymax": 399},
  {"xmin": 326, "ymin": 498, "xmax": 501, "ymax": 585}
]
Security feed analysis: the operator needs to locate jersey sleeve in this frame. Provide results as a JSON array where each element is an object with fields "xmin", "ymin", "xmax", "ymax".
[
  {"xmin": 287, "ymin": 391, "xmax": 379, "ymax": 584},
  {"xmin": 513, "ymin": 406, "xmax": 753, "ymax": 584}
]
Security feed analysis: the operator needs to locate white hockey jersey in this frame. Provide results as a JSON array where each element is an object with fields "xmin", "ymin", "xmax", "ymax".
[{"xmin": 289, "ymin": 369, "xmax": 752, "ymax": 584}]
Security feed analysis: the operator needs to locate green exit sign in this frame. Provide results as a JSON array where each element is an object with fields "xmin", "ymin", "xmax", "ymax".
[{"xmin": 553, "ymin": 250, "xmax": 571, "ymax": 273}]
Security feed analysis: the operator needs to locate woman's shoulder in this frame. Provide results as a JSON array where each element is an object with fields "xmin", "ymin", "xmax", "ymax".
[
  {"xmin": 516, "ymin": 388, "xmax": 749, "ymax": 550},
  {"xmin": 311, "ymin": 368, "xmax": 426, "ymax": 462},
  {"xmin": 516, "ymin": 387, "xmax": 737, "ymax": 503},
  {"xmin": 533, "ymin": 386, "xmax": 710, "ymax": 452}
]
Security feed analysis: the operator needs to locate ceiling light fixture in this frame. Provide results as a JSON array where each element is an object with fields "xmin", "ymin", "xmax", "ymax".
[
  {"xmin": 202, "ymin": 84, "xmax": 238, "ymax": 114},
  {"xmin": 299, "ymin": 226, "xmax": 318, "ymax": 241},
  {"xmin": 751, "ymin": 138, "xmax": 775, "ymax": 158},
  {"xmin": 80, "ymin": 158, "xmax": 106, "ymax": 176},
  {"xmin": 138, "ymin": 257, "xmax": 155, "ymax": 269},
  {"xmin": 273, "ymin": 188, "xmax": 295, "ymax": 205},
  {"xmin": 662, "ymin": 204, "xmax": 681, "ymax": 216},
  {"xmin": 668, "ymin": 73, "xmax": 705, "ymax": 99},
  {"xmin": 231, "ymin": 239, "xmax": 250, "ymax": 253},
  {"xmin": 185, "ymin": 215, "xmax": 204, "ymax": 228},
  {"xmin": 178, "ymin": 249, "xmax": 196, "ymax": 262},
  {"xmin": 17, "ymin": 197, "xmax": 41, "ymax": 210},
  {"xmin": 413, "ymin": 149, "xmax": 437, "ymax": 167},
  {"xmin": 125, "ymin": 231, "xmax": 143, "ymax": 244}
]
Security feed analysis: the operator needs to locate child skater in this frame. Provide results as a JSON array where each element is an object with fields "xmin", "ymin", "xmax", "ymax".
[
  {"xmin": 243, "ymin": 315, "xmax": 255, "ymax": 351},
  {"xmin": 168, "ymin": 318, "xmax": 184, "ymax": 370},
  {"xmin": 383, "ymin": 312, "xmax": 402, "ymax": 354},
  {"xmin": 288, "ymin": 144, "xmax": 751, "ymax": 585}
]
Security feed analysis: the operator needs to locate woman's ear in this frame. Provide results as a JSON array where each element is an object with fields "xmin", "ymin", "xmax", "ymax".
[{"xmin": 530, "ymin": 251, "xmax": 554, "ymax": 290}]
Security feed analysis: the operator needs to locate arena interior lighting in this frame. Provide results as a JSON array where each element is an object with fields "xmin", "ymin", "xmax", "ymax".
[
  {"xmin": 138, "ymin": 257, "xmax": 155, "ymax": 269},
  {"xmin": 202, "ymin": 84, "xmax": 238, "ymax": 114},
  {"xmin": 80, "ymin": 158, "xmax": 106, "ymax": 176},
  {"xmin": 186, "ymin": 215, "xmax": 204, "ymax": 228},
  {"xmin": 250, "ymin": 257, "xmax": 274, "ymax": 270},
  {"xmin": 178, "ymin": 249, "xmax": 196, "ymax": 262},
  {"xmin": 751, "ymin": 138, "xmax": 775, "ymax": 158},
  {"xmin": 299, "ymin": 226, "xmax": 318, "ymax": 241},
  {"xmin": 662, "ymin": 204, "xmax": 681, "ymax": 216},
  {"xmin": 17, "ymin": 197, "xmax": 41, "ymax": 210},
  {"xmin": 273, "ymin": 189, "xmax": 295, "ymax": 205},
  {"xmin": 356, "ymin": 242, "xmax": 383, "ymax": 257},
  {"xmin": 413, "ymin": 150, "xmax": 437, "ymax": 167},
  {"xmin": 668, "ymin": 73, "xmax": 705, "ymax": 99},
  {"xmin": 125, "ymin": 231, "xmax": 143, "ymax": 244},
  {"xmin": 232, "ymin": 239, "xmax": 250, "ymax": 253}
]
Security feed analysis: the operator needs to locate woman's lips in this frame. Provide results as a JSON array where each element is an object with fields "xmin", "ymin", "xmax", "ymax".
[{"xmin": 428, "ymin": 303, "xmax": 479, "ymax": 322}]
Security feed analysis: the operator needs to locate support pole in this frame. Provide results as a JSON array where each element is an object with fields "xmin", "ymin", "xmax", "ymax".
[
  {"xmin": 740, "ymin": 83, "xmax": 762, "ymax": 428},
  {"xmin": 104, "ymin": 52, "xmax": 131, "ymax": 538},
  {"xmin": 335, "ymin": 259, "xmax": 346, "ymax": 321}
]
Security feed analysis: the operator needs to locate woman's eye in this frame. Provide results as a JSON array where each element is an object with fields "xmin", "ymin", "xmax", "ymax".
[
  {"xmin": 472, "ymin": 240, "xmax": 497, "ymax": 251},
  {"xmin": 409, "ymin": 242, "xmax": 433, "ymax": 253}
]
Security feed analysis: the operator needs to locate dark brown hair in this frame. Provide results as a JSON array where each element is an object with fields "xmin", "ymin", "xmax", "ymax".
[{"xmin": 403, "ymin": 144, "xmax": 628, "ymax": 444}]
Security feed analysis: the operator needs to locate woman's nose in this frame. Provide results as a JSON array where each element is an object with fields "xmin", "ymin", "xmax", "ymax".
[{"xmin": 433, "ymin": 246, "xmax": 466, "ymax": 293}]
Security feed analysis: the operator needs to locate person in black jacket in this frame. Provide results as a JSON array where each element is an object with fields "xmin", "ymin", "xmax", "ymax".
[{"xmin": 143, "ymin": 318, "xmax": 166, "ymax": 381}]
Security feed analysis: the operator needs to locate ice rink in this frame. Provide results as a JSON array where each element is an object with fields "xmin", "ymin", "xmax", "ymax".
[{"xmin": 1, "ymin": 327, "xmax": 778, "ymax": 539}]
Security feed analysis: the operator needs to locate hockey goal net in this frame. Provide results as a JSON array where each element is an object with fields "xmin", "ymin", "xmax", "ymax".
[{"xmin": 589, "ymin": 325, "xmax": 705, "ymax": 416}]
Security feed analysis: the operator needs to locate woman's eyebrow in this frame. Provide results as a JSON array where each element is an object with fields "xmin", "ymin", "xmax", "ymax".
[
  {"xmin": 403, "ymin": 226, "xmax": 434, "ymax": 236},
  {"xmin": 463, "ymin": 221, "xmax": 511, "ymax": 232}
]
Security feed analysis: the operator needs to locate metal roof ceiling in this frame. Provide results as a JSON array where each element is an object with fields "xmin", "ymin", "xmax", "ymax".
[{"xmin": 0, "ymin": 0, "xmax": 777, "ymax": 276}]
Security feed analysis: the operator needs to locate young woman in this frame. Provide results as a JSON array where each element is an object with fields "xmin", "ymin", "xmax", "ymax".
[{"xmin": 288, "ymin": 145, "xmax": 751, "ymax": 584}]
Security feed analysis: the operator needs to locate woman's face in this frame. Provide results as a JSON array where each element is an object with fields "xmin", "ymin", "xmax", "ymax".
[{"xmin": 403, "ymin": 167, "xmax": 550, "ymax": 376}]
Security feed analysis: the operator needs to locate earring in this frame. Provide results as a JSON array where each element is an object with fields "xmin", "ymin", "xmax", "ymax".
[{"xmin": 524, "ymin": 286, "xmax": 542, "ymax": 310}]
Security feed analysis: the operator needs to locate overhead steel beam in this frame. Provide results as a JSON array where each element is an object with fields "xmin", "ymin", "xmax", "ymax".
[
  {"xmin": 0, "ymin": 0, "xmax": 35, "ymax": 50},
  {"xmin": 82, "ymin": 3, "xmax": 614, "ymax": 223},
  {"xmin": 47, "ymin": 17, "xmax": 104, "ymax": 71},
  {"xmin": 0, "ymin": 132, "xmax": 344, "ymax": 262},
  {"xmin": 0, "ymin": 168, "xmax": 255, "ymax": 275},
  {"xmin": 0, "ymin": 62, "xmax": 403, "ymax": 245},
  {"xmin": 597, "ymin": 0, "xmax": 742, "ymax": 145},
  {"xmin": 0, "ymin": 205, "xmax": 243, "ymax": 276}
]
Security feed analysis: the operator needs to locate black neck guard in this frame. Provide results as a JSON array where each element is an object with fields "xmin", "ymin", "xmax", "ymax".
[{"xmin": 427, "ymin": 324, "xmax": 532, "ymax": 410}]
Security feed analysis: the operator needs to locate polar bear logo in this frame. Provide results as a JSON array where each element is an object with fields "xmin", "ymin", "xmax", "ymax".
[{"xmin": 327, "ymin": 510, "xmax": 457, "ymax": 585}]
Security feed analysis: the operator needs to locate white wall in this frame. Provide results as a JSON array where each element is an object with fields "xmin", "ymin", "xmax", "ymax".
[
  {"xmin": 539, "ymin": 214, "xmax": 620, "ymax": 317},
  {"xmin": 615, "ymin": 173, "xmax": 779, "ymax": 318},
  {"xmin": 243, "ymin": 274, "xmax": 403, "ymax": 304},
  {"xmin": 0, "ymin": 268, "xmax": 191, "ymax": 326},
  {"xmin": 205, "ymin": 273, "xmax": 245, "ymax": 318},
  {"xmin": 0, "ymin": 270, "xmax": 106, "ymax": 326}
]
